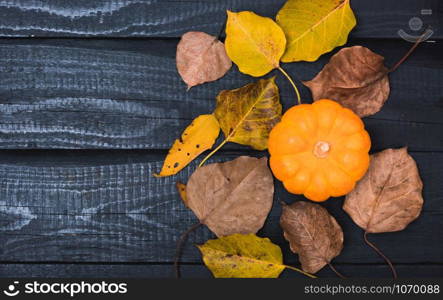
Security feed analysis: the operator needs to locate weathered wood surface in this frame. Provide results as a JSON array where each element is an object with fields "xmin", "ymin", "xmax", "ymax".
[
  {"xmin": 0, "ymin": 39, "xmax": 442, "ymax": 149},
  {"xmin": 1, "ymin": 264, "xmax": 442, "ymax": 278},
  {"xmin": 0, "ymin": 152, "xmax": 441, "ymax": 268},
  {"xmin": 0, "ymin": 0, "xmax": 440, "ymax": 38},
  {"xmin": 0, "ymin": 0, "xmax": 441, "ymax": 279}
]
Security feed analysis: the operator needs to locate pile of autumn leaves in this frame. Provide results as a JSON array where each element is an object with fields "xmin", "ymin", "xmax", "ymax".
[{"xmin": 155, "ymin": 0, "xmax": 424, "ymax": 278}]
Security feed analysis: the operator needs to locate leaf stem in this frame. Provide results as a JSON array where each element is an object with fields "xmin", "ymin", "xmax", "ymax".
[
  {"xmin": 278, "ymin": 66, "xmax": 301, "ymax": 105},
  {"xmin": 328, "ymin": 263, "xmax": 346, "ymax": 278},
  {"xmin": 284, "ymin": 265, "xmax": 317, "ymax": 278},
  {"xmin": 198, "ymin": 138, "xmax": 229, "ymax": 167},
  {"xmin": 338, "ymin": 30, "xmax": 427, "ymax": 92},
  {"xmin": 174, "ymin": 222, "xmax": 202, "ymax": 278},
  {"xmin": 389, "ymin": 29, "xmax": 428, "ymax": 73},
  {"xmin": 363, "ymin": 231, "xmax": 398, "ymax": 279}
]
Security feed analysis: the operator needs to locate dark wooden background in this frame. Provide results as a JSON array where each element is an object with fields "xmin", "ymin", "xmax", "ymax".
[{"xmin": 0, "ymin": 0, "xmax": 442, "ymax": 278}]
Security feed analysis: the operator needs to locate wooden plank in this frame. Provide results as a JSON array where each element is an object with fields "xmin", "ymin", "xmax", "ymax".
[
  {"xmin": 1, "ymin": 263, "xmax": 442, "ymax": 278},
  {"xmin": 0, "ymin": 0, "xmax": 440, "ymax": 38},
  {"xmin": 0, "ymin": 151, "xmax": 441, "ymax": 264},
  {"xmin": 0, "ymin": 39, "xmax": 442, "ymax": 150}
]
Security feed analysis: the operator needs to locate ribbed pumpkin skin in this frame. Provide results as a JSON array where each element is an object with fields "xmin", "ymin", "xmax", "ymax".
[{"xmin": 268, "ymin": 99, "xmax": 371, "ymax": 202}]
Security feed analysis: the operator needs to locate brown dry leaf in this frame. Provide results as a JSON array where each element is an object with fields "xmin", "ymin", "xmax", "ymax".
[
  {"xmin": 303, "ymin": 46, "xmax": 390, "ymax": 117},
  {"xmin": 176, "ymin": 31, "xmax": 232, "ymax": 89},
  {"xmin": 186, "ymin": 156, "xmax": 274, "ymax": 237},
  {"xmin": 343, "ymin": 147, "xmax": 424, "ymax": 233},
  {"xmin": 280, "ymin": 201, "xmax": 344, "ymax": 273}
]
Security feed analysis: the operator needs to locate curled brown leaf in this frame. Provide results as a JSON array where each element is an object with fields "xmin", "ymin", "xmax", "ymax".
[
  {"xmin": 280, "ymin": 201, "xmax": 344, "ymax": 274},
  {"xmin": 303, "ymin": 46, "xmax": 390, "ymax": 117},
  {"xmin": 343, "ymin": 147, "xmax": 424, "ymax": 233},
  {"xmin": 176, "ymin": 31, "xmax": 232, "ymax": 89},
  {"xmin": 186, "ymin": 156, "xmax": 274, "ymax": 237}
]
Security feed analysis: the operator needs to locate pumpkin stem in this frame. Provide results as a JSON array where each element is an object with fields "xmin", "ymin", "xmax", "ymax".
[
  {"xmin": 328, "ymin": 263, "xmax": 346, "ymax": 278},
  {"xmin": 174, "ymin": 222, "xmax": 202, "ymax": 278},
  {"xmin": 363, "ymin": 231, "xmax": 398, "ymax": 279},
  {"xmin": 278, "ymin": 66, "xmax": 301, "ymax": 105},
  {"xmin": 313, "ymin": 141, "xmax": 330, "ymax": 158}
]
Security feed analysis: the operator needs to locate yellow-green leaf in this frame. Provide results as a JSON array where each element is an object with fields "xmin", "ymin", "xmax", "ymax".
[
  {"xmin": 214, "ymin": 77, "xmax": 282, "ymax": 150},
  {"xmin": 155, "ymin": 114, "xmax": 220, "ymax": 177},
  {"xmin": 225, "ymin": 11, "xmax": 286, "ymax": 77},
  {"xmin": 197, "ymin": 234, "xmax": 286, "ymax": 278},
  {"xmin": 277, "ymin": 0, "xmax": 356, "ymax": 62}
]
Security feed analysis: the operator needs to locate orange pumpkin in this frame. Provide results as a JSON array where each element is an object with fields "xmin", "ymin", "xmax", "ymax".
[{"xmin": 268, "ymin": 99, "xmax": 371, "ymax": 202}]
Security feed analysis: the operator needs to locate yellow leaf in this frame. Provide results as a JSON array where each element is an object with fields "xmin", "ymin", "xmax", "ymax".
[
  {"xmin": 214, "ymin": 77, "xmax": 282, "ymax": 151},
  {"xmin": 176, "ymin": 182, "xmax": 188, "ymax": 207},
  {"xmin": 197, "ymin": 234, "xmax": 286, "ymax": 278},
  {"xmin": 155, "ymin": 114, "xmax": 220, "ymax": 177},
  {"xmin": 225, "ymin": 11, "xmax": 286, "ymax": 77},
  {"xmin": 277, "ymin": 0, "xmax": 356, "ymax": 62}
]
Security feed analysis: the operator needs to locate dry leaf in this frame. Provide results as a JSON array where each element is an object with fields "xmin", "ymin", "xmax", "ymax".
[
  {"xmin": 214, "ymin": 77, "xmax": 282, "ymax": 150},
  {"xmin": 343, "ymin": 147, "xmax": 424, "ymax": 233},
  {"xmin": 155, "ymin": 114, "xmax": 220, "ymax": 177},
  {"xmin": 277, "ymin": 0, "xmax": 356, "ymax": 62},
  {"xmin": 176, "ymin": 31, "xmax": 232, "ymax": 89},
  {"xmin": 303, "ymin": 46, "xmax": 390, "ymax": 117},
  {"xmin": 186, "ymin": 156, "xmax": 274, "ymax": 237},
  {"xmin": 198, "ymin": 234, "xmax": 286, "ymax": 278},
  {"xmin": 280, "ymin": 201, "xmax": 344, "ymax": 273},
  {"xmin": 225, "ymin": 11, "xmax": 286, "ymax": 77}
]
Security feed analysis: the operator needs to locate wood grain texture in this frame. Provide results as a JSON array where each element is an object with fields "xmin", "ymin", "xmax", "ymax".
[
  {"xmin": 0, "ymin": 0, "xmax": 440, "ymax": 38},
  {"xmin": 0, "ymin": 151, "xmax": 441, "ymax": 265},
  {"xmin": 1, "ymin": 263, "xmax": 442, "ymax": 278},
  {"xmin": 0, "ymin": 0, "xmax": 440, "ymax": 280},
  {"xmin": 0, "ymin": 39, "xmax": 442, "ymax": 150}
]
